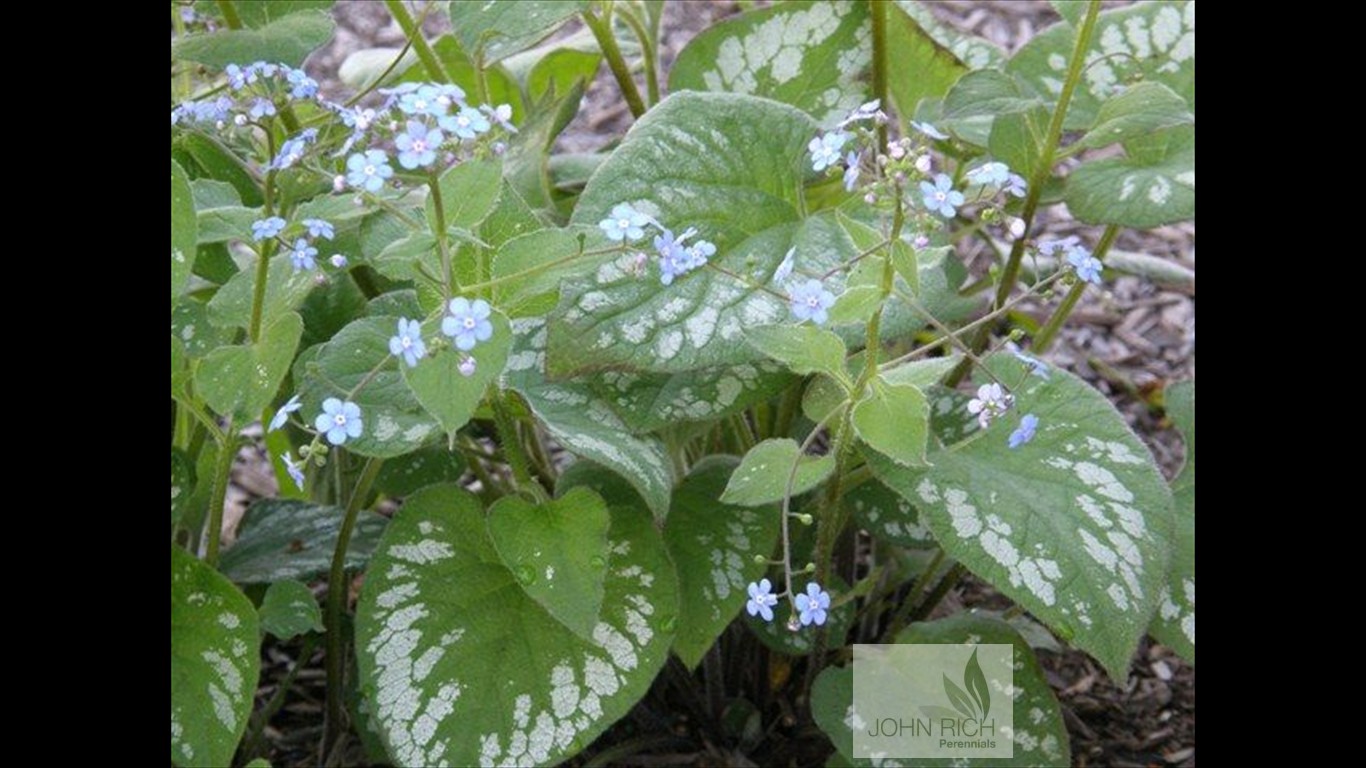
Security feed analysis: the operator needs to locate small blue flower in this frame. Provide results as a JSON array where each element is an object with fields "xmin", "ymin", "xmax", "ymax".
[
  {"xmin": 789, "ymin": 279, "xmax": 836, "ymax": 325},
  {"xmin": 656, "ymin": 228, "xmax": 702, "ymax": 285},
  {"xmin": 911, "ymin": 121, "xmax": 949, "ymax": 140},
  {"xmin": 271, "ymin": 128, "xmax": 317, "ymax": 170},
  {"xmin": 808, "ymin": 131, "xmax": 851, "ymax": 172},
  {"xmin": 843, "ymin": 151, "xmax": 862, "ymax": 192},
  {"xmin": 224, "ymin": 63, "xmax": 250, "ymax": 90},
  {"xmin": 288, "ymin": 238, "xmax": 318, "ymax": 272},
  {"xmin": 688, "ymin": 239, "xmax": 716, "ymax": 267},
  {"xmin": 1005, "ymin": 173, "xmax": 1027, "ymax": 198},
  {"xmin": 1005, "ymin": 342, "xmax": 1050, "ymax": 379},
  {"xmin": 1008, "ymin": 414, "xmax": 1039, "ymax": 449},
  {"xmin": 1067, "ymin": 247, "xmax": 1103, "ymax": 285},
  {"xmin": 773, "ymin": 247, "xmax": 796, "ymax": 284},
  {"xmin": 346, "ymin": 150, "xmax": 394, "ymax": 192},
  {"xmin": 599, "ymin": 203, "xmax": 652, "ymax": 242},
  {"xmin": 920, "ymin": 174, "xmax": 965, "ymax": 218},
  {"xmin": 967, "ymin": 161, "xmax": 1011, "ymax": 186},
  {"xmin": 442, "ymin": 297, "xmax": 494, "ymax": 351},
  {"xmin": 795, "ymin": 582, "xmax": 830, "ymax": 626},
  {"xmin": 315, "ymin": 398, "xmax": 363, "ymax": 445},
  {"xmin": 248, "ymin": 97, "xmax": 276, "ymax": 120},
  {"xmin": 338, "ymin": 106, "xmax": 376, "ymax": 131},
  {"xmin": 284, "ymin": 67, "xmax": 319, "ymax": 99},
  {"xmin": 746, "ymin": 579, "xmax": 778, "ymax": 622},
  {"xmin": 440, "ymin": 106, "xmax": 490, "ymax": 140},
  {"xmin": 482, "ymin": 103, "xmax": 517, "ymax": 132},
  {"xmin": 388, "ymin": 317, "xmax": 427, "ymax": 368},
  {"xmin": 251, "ymin": 216, "xmax": 287, "ymax": 241},
  {"xmin": 434, "ymin": 84, "xmax": 467, "ymax": 112},
  {"xmin": 302, "ymin": 219, "xmax": 335, "ymax": 240},
  {"xmin": 967, "ymin": 382, "xmax": 1012, "ymax": 429},
  {"xmin": 1036, "ymin": 237, "xmax": 1080, "ymax": 257},
  {"xmin": 268, "ymin": 394, "xmax": 302, "ymax": 432},
  {"xmin": 395, "ymin": 120, "xmax": 443, "ymax": 169},
  {"xmin": 249, "ymin": 62, "xmax": 279, "ymax": 80},
  {"xmin": 282, "ymin": 452, "xmax": 306, "ymax": 490},
  {"xmin": 837, "ymin": 99, "xmax": 885, "ymax": 128}
]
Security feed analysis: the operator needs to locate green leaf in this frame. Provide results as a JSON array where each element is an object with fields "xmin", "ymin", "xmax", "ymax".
[
  {"xmin": 491, "ymin": 226, "xmax": 613, "ymax": 318},
  {"xmin": 746, "ymin": 324, "xmax": 848, "ymax": 379},
  {"xmin": 220, "ymin": 499, "xmax": 389, "ymax": 584},
  {"xmin": 172, "ymin": 449, "xmax": 195, "ymax": 526},
  {"xmin": 448, "ymin": 0, "xmax": 586, "ymax": 64},
  {"xmin": 172, "ymin": 160, "xmax": 198, "ymax": 308},
  {"xmin": 987, "ymin": 105, "xmax": 1049, "ymax": 182},
  {"xmin": 851, "ymin": 379, "xmax": 930, "ymax": 467},
  {"xmin": 171, "ymin": 545, "xmax": 261, "ymax": 768},
  {"xmin": 372, "ymin": 232, "xmax": 437, "ymax": 281},
  {"xmin": 173, "ymin": 9, "xmax": 335, "ymax": 69},
  {"xmin": 866, "ymin": 360, "xmax": 1175, "ymax": 680},
  {"xmin": 886, "ymin": 0, "xmax": 1003, "ymax": 120},
  {"xmin": 552, "ymin": 91, "xmax": 831, "ymax": 377},
  {"xmin": 812, "ymin": 614, "xmax": 1070, "ymax": 766},
  {"xmin": 669, "ymin": 0, "xmax": 872, "ymax": 124},
  {"xmin": 579, "ymin": 363, "xmax": 794, "ymax": 434},
  {"xmin": 721, "ymin": 438, "xmax": 834, "ymax": 507},
  {"xmin": 175, "ymin": 131, "xmax": 263, "ymax": 207},
  {"xmin": 845, "ymin": 478, "xmax": 934, "ymax": 547},
  {"xmin": 487, "ymin": 488, "xmax": 612, "ymax": 641},
  {"xmin": 402, "ymin": 311, "xmax": 510, "ymax": 443},
  {"xmin": 802, "ymin": 352, "xmax": 960, "ymax": 425},
  {"xmin": 664, "ymin": 457, "xmax": 781, "ymax": 668},
  {"xmin": 1065, "ymin": 126, "xmax": 1195, "ymax": 228},
  {"xmin": 504, "ymin": 317, "xmax": 675, "ymax": 520},
  {"xmin": 827, "ymin": 285, "xmax": 883, "ymax": 326},
  {"xmin": 504, "ymin": 79, "xmax": 584, "ymax": 211},
  {"xmin": 1152, "ymin": 380, "xmax": 1194, "ymax": 663},
  {"xmin": 1049, "ymin": 0, "xmax": 1085, "ymax": 26},
  {"xmin": 198, "ymin": 312, "xmax": 303, "ymax": 418},
  {"xmin": 527, "ymin": 47, "xmax": 601, "ymax": 103},
  {"xmin": 233, "ymin": 0, "xmax": 335, "ymax": 27},
  {"xmin": 196, "ymin": 205, "xmax": 258, "ymax": 245},
  {"xmin": 556, "ymin": 461, "xmax": 647, "ymax": 510},
  {"xmin": 173, "ymin": 300, "xmax": 233, "ymax": 362},
  {"xmin": 356, "ymin": 485, "xmax": 677, "ymax": 766},
  {"xmin": 208, "ymin": 254, "xmax": 318, "ymax": 330},
  {"xmin": 258, "ymin": 579, "xmax": 324, "ymax": 640},
  {"xmin": 296, "ymin": 317, "xmax": 440, "ymax": 458},
  {"xmin": 1007, "ymin": 1, "xmax": 1195, "ymax": 130},
  {"xmin": 300, "ymin": 273, "xmax": 369, "ymax": 349},
  {"xmin": 374, "ymin": 446, "xmax": 468, "ymax": 498},
  {"xmin": 1078, "ymin": 81, "xmax": 1194, "ymax": 150},
  {"xmin": 941, "ymin": 69, "xmax": 1043, "ymax": 146},
  {"xmin": 425, "ymin": 159, "xmax": 503, "ymax": 235}
]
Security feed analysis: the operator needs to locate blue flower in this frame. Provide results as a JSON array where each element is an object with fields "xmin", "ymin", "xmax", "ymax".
[
  {"xmin": 773, "ymin": 247, "xmax": 796, "ymax": 284},
  {"xmin": 388, "ymin": 317, "xmax": 427, "ymax": 368},
  {"xmin": 1005, "ymin": 173, "xmax": 1027, "ymax": 198},
  {"xmin": 338, "ymin": 106, "xmax": 376, "ymax": 131},
  {"xmin": 251, "ymin": 216, "xmax": 287, "ymax": 241},
  {"xmin": 288, "ymin": 238, "xmax": 318, "ymax": 272},
  {"xmin": 268, "ymin": 394, "xmax": 302, "ymax": 432},
  {"xmin": 843, "ymin": 151, "xmax": 862, "ymax": 192},
  {"xmin": 434, "ymin": 84, "xmax": 467, "ymax": 112},
  {"xmin": 789, "ymin": 279, "xmax": 835, "ymax": 325},
  {"xmin": 967, "ymin": 161, "xmax": 1011, "ymax": 186},
  {"xmin": 808, "ymin": 131, "xmax": 851, "ymax": 172},
  {"xmin": 315, "ymin": 398, "xmax": 363, "ymax": 445},
  {"xmin": 1036, "ymin": 236, "xmax": 1080, "ymax": 257},
  {"xmin": 395, "ymin": 120, "xmax": 443, "ymax": 169},
  {"xmin": 282, "ymin": 452, "xmax": 306, "ymax": 490},
  {"xmin": 284, "ymin": 67, "xmax": 319, "ymax": 99},
  {"xmin": 688, "ymin": 239, "xmax": 716, "ymax": 267},
  {"xmin": 1067, "ymin": 247, "xmax": 1103, "ymax": 285},
  {"xmin": 442, "ymin": 297, "xmax": 494, "ymax": 351},
  {"xmin": 746, "ymin": 579, "xmax": 778, "ymax": 622},
  {"xmin": 1005, "ymin": 342, "xmax": 1049, "ymax": 379},
  {"xmin": 911, "ymin": 121, "xmax": 949, "ymax": 140},
  {"xmin": 794, "ymin": 582, "xmax": 830, "ymax": 626},
  {"xmin": 399, "ymin": 85, "xmax": 447, "ymax": 118},
  {"xmin": 1008, "ymin": 414, "xmax": 1039, "ymax": 449},
  {"xmin": 920, "ymin": 174, "xmax": 965, "ymax": 218},
  {"xmin": 598, "ymin": 203, "xmax": 651, "ymax": 242},
  {"xmin": 967, "ymin": 382, "xmax": 1012, "ymax": 429},
  {"xmin": 249, "ymin": 62, "xmax": 279, "ymax": 80},
  {"xmin": 836, "ymin": 99, "xmax": 885, "ymax": 128},
  {"xmin": 346, "ymin": 150, "xmax": 394, "ymax": 192},
  {"xmin": 224, "ymin": 63, "xmax": 250, "ymax": 90},
  {"xmin": 440, "ymin": 106, "xmax": 490, "ymax": 140},
  {"xmin": 482, "ymin": 103, "xmax": 517, "ymax": 132},
  {"xmin": 656, "ymin": 227, "xmax": 703, "ymax": 285},
  {"xmin": 248, "ymin": 97, "xmax": 276, "ymax": 120},
  {"xmin": 302, "ymin": 218, "xmax": 334, "ymax": 240},
  {"xmin": 271, "ymin": 128, "xmax": 318, "ymax": 170}
]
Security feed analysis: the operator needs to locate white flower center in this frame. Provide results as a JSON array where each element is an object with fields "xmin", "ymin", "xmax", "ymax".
[
  {"xmin": 414, "ymin": 98, "xmax": 427, "ymax": 111},
  {"xmin": 807, "ymin": 296, "xmax": 820, "ymax": 308},
  {"xmin": 935, "ymin": 191, "xmax": 947, "ymax": 202},
  {"xmin": 334, "ymin": 414, "xmax": 347, "ymax": 427},
  {"xmin": 413, "ymin": 139, "xmax": 426, "ymax": 152},
  {"xmin": 401, "ymin": 336, "xmax": 412, "ymax": 349},
  {"xmin": 463, "ymin": 317, "xmax": 476, "ymax": 330},
  {"xmin": 364, "ymin": 164, "xmax": 376, "ymax": 176},
  {"xmin": 618, "ymin": 218, "xmax": 630, "ymax": 229}
]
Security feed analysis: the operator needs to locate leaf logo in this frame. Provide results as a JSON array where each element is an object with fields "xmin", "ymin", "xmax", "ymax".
[{"xmin": 942, "ymin": 648, "xmax": 991, "ymax": 720}]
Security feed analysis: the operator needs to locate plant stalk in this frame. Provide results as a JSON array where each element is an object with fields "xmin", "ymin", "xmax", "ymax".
[
  {"xmin": 1034, "ymin": 223, "xmax": 1119, "ymax": 351},
  {"xmin": 582, "ymin": 7, "xmax": 648, "ymax": 119}
]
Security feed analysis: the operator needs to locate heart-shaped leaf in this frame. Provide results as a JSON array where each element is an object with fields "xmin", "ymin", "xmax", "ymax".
[
  {"xmin": 721, "ymin": 438, "xmax": 835, "ymax": 507},
  {"xmin": 220, "ymin": 499, "xmax": 389, "ymax": 584},
  {"xmin": 402, "ymin": 310, "xmax": 510, "ymax": 444},
  {"xmin": 198, "ymin": 312, "xmax": 303, "ymax": 418},
  {"xmin": 171, "ymin": 160, "xmax": 197, "ymax": 308}
]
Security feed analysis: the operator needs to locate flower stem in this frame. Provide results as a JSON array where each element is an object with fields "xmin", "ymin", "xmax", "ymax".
[
  {"xmin": 202, "ymin": 423, "xmax": 236, "ymax": 566},
  {"xmin": 323, "ymin": 456, "xmax": 382, "ymax": 755},
  {"xmin": 950, "ymin": 0, "xmax": 1102, "ymax": 384},
  {"xmin": 384, "ymin": 0, "xmax": 450, "ymax": 83},
  {"xmin": 248, "ymin": 169, "xmax": 278, "ymax": 343},
  {"xmin": 1033, "ymin": 223, "xmax": 1119, "ymax": 351},
  {"xmin": 214, "ymin": 0, "xmax": 241, "ymax": 29},
  {"xmin": 582, "ymin": 6, "xmax": 648, "ymax": 119},
  {"xmin": 616, "ymin": 4, "xmax": 660, "ymax": 107}
]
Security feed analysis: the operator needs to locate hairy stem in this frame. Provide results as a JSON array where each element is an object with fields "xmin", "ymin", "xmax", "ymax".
[
  {"xmin": 582, "ymin": 7, "xmax": 648, "ymax": 119},
  {"xmin": 202, "ymin": 424, "xmax": 236, "ymax": 566},
  {"xmin": 248, "ymin": 169, "xmax": 278, "ymax": 343},
  {"xmin": 324, "ymin": 457, "xmax": 382, "ymax": 753},
  {"xmin": 617, "ymin": 5, "xmax": 660, "ymax": 106}
]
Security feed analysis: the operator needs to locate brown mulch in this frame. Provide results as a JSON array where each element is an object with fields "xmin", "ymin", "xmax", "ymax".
[{"xmin": 229, "ymin": 2, "xmax": 1195, "ymax": 766}]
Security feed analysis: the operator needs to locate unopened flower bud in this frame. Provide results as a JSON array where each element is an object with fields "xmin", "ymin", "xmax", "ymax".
[
  {"xmin": 333, "ymin": 174, "xmax": 346, "ymax": 193},
  {"xmin": 330, "ymin": 254, "xmax": 348, "ymax": 268},
  {"xmin": 1008, "ymin": 217, "xmax": 1026, "ymax": 238},
  {"xmin": 458, "ymin": 356, "xmax": 477, "ymax": 377},
  {"xmin": 914, "ymin": 154, "xmax": 932, "ymax": 174}
]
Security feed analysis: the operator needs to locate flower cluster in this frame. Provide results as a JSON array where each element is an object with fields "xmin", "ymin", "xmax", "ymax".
[
  {"xmin": 1039, "ymin": 237, "xmax": 1103, "ymax": 286},
  {"xmin": 746, "ymin": 579, "xmax": 831, "ymax": 628},
  {"xmin": 597, "ymin": 203, "xmax": 718, "ymax": 287},
  {"xmin": 248, "ymin": 214, "xmax": 338, "ymax": 274},
  {"xmin": 810, "ymin": 100, "xmax": 888, "ymax": 194},
  {"xmin": 967, "ymin": 382, "xmax": 1013, "ymax": 430},
  {"xmin": 171, "ymin": 61, "xmax": 318, "ymax": 130}
]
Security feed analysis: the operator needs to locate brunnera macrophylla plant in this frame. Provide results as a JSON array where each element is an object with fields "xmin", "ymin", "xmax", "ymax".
[{"xmin": 170, "ymin": 1, "xmax": 1194, "ymax": 766}]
